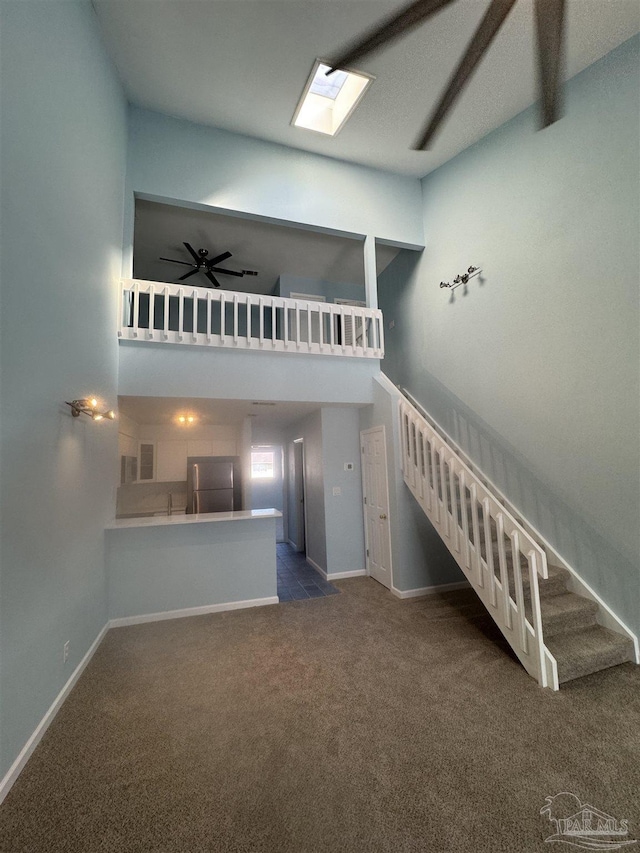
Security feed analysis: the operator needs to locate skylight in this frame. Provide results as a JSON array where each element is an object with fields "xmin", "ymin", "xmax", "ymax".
[{"xmin": 292, "ymin": 60, "xmax": 374, "ymax": 137}]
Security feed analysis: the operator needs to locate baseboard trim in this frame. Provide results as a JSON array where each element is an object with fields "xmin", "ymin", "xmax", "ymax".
[
  {"xmin": 0, "ymin": 622, "xmax": 109, "ymax": 806},
  {"xmin": 327, "ymin": 569, "xmax": 367, "ymax": 580},
  {"xmin": 305, "ymin": 557, "xmax": 367, "ymax": 582},
  {"xmin": 109, "ymin": 596, "xmax": 279, "ymax": 628},
  {"xmin": 305, "ymin": 556, "xmax": 327, "ymax": 579},
  {"xmin": 391, "ymin": 580, "xmax": 470, "ymax": 599}
]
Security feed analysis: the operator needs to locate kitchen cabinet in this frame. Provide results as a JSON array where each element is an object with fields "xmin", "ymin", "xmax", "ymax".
[
  {"xmin": 118, "ymin": 432, "xmax": 138, "ymax": 458},
  {"xmin": 212, "ymin": 440, "xmax": 237, "ymax": 456},
  {"xmin": 156, "ymin": 440, "xmax": 188, "ymax": 482},
  {"xmin": 187, "ymin": 440, "xmax": 213, "ymax": 457},
  {"xmin": 187, "ymin": 440, "xmax": 237, "ymax": 458},
  {"xmin": 138, "ymin": 442, "xmax": 155, "ymax": 481}
]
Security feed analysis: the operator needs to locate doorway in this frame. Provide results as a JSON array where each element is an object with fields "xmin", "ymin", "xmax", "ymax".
[
  {"xmin": 360, "ymin": 426, "xmax": 392, "ymax": 589},
  {"xmin": 290, "ymin": 438, "xmax": 307, "ymax": 554}
]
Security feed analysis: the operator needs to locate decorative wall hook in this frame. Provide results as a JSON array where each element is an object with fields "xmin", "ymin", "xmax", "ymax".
[
  {"xmin": 66, "ymin": 398, "xmax": 115, "ymax": 421},
  {"xmin": 440, "ymin": 266, "xmax": 481, "ymax": 290}
]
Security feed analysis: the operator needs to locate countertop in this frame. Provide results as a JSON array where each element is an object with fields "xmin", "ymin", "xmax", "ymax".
[
  {"xmin": 106, "ymin": 508, "xmax": 282, "ymax": 531},
  {"xmin": 115, "ymin": 509, "xmax": 187, "ymax": 519}
]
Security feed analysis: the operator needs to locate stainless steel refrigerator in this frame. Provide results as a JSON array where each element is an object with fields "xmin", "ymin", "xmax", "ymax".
[{"xmin": 186, "ymin": 456, "xmax": 242, "ymax": 514}]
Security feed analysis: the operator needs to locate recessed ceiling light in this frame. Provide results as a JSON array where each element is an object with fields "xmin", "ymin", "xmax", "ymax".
[{"xmin": 292, "ymin": 59, "xmax": 374, "ymax": 137}]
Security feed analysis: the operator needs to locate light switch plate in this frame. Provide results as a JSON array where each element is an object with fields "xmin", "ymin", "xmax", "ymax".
[
  {"xmin": 344, "ymin": 462, "xmax": 354, "ymax": 471},
  {"xmin": 332, "ymin": 486, "xmax": 342, "ymax": 496}
]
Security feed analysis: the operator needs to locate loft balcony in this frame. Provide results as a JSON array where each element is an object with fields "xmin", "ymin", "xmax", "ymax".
[{"xmin": 118, "ymin": 279, "xmax": 384, "ymax": 359}]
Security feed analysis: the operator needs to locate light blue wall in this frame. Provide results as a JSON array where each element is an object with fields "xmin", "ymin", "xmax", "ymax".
[
  {"xmin": 284, "ymin": 407, "xmax": 366, "ymax": 576},
  {"xmin": 277, "ymin": 275, "xmax": 366, "ymax": 304},
  {"xmin": 321, "ymin": 408, "xmax": 366, "ymax": 575},
  {"xmin": 107, "ymin": 518, "xmax": 277, "ymax": 619},
  {"xmin": 124, "ymin": 106, "xmax": 424, "ymax": 272},
  {"xmin": 379, "ymin": 36, "xmax": 640, "ymax": 632},
  {"xmin": 118, "ymin": 343, "xmax": 379, "ymax": 405},
  {"xmin": 0, "ymin": 1, "xmax": 127, "ymax": 778}
]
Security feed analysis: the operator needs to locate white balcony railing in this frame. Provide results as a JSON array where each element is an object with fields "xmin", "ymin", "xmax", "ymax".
[{"xmin": 118, "ymin": 279, "xmax": 384, "ymax": 359}]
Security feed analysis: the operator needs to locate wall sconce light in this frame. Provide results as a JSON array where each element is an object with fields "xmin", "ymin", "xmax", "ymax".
[
  {"xmin": 440, "ymin": 266, "xmax": 482, "ymax": 290},
  {"xmin": 66, "ymin": 398, "xmax": 116, "ymax": 421},
  {"xmin": 177, "ymin": 415, "xmax": 196, "ymax": 425}
]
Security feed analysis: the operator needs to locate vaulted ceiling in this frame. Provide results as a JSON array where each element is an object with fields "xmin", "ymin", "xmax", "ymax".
[{"xmin": 94, "ymin": 0, "xmax": 639, "ymax": 177}]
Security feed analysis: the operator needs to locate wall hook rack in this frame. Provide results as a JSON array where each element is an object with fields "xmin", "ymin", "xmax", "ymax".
[{"xmin": 440, "ymin": 266, "xmax": 481, "ymax": 290}]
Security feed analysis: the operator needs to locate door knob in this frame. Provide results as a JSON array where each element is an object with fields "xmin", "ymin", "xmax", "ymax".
[{"xmin": 380, "ymin": 513, "xmax": 387, "ymax": 520}]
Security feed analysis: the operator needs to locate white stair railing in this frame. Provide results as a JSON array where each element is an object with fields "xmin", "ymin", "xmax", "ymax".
[
  {"xmin": 399, "ymin": 396, "xmax": 559, "ymax": 689},
  {"xmin": 118, "ymin": 279, "xmax": 384, "ymax": 359}
]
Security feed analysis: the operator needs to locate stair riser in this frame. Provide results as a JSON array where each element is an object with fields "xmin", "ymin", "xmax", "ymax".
[
  {"xmin": 542, "ymin": 610, "xmax": 598, "ymax": 638},
  {"xmin": 557, "ymin": 646, "xmax": 635, "ymax": 684}
]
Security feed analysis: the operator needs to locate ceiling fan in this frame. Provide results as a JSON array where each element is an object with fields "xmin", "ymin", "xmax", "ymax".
[
  {"xmin": 160, "ymin": 242, "xmax": 258, "ymax": 288},
  {"xmin": 326, "ymin": 0, "xmax": 565, "ymax": 150}
]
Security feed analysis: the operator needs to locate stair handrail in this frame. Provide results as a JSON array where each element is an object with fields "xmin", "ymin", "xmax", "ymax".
[
  {"xmin": 396, "ymin": 390, "xmax": 555, "ymax": 687},
  {"xmin": 395, "ymin": 383, "xmax": 575, "ymax": 577}
]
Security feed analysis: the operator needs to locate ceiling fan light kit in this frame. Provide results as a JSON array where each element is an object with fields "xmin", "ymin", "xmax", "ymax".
[{"xmin": 326, "ymin": 0, "xmax": 566, "ymax": 151}]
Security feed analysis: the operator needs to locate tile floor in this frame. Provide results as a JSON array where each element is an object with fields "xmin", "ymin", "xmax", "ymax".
[{"xmin": 276, "ymin": 543, "xmax": 340, "ymax": 601}]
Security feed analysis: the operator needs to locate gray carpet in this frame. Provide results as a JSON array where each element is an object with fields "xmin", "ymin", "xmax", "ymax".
[{"xmin": 1, "ymin": 579, "xmax": 639, "ymax": 852}]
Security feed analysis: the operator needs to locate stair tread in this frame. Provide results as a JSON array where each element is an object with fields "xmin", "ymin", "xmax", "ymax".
[
  {"xmin": 505, "ymin": 563, "xmax": 568, "ymax": 591},
  {"xmin": 406, "ymin": 471, "xmax": 635, "ymax": 686},
  {"xmin": 540, "ymin": 591, "xmax": 597, "ymax": 619},
  {"xmin": 540, "ymin": 592, "xmax": 598, "ymax": 636},
  {"xmin": 545, "ymin": 624, "xmax": 635, "ymax": 683}
]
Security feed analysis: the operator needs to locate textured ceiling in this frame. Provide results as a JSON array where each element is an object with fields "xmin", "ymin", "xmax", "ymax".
[
  {"xmin": 133, "ymin": 199, "xmax": 400, "ymax": 295},
  {"xmin": 94, "ymin": 0, "xmax": 639, "ymax": 177}
]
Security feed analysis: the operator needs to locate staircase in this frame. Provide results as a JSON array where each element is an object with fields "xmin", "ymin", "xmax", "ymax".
[{"xmin": 395, "ymin": 385, "xmax": 637, "ymax": 689}]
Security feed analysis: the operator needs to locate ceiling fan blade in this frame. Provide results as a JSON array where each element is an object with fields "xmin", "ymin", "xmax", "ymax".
[
  {"xmin": 326, "ymin": 0, "xmax": 456, "ymax": 73},
  {"xmin": 159, "ymin": 257, "xmax": 194, "ymax": 267},
  {"xmin": 413, "ymin": 0, "xmax": 518, "ymax": 150},
  {"xmin": 211, "ymin": 267, "xmax": 244, "ymax": 277},
  {"xmin": 183, "ymin": 242, "xmax": 201, "ymax": 262},
  {"xmin": 205, "ymin": 271, "xmax": 221, "ymax": 288},
  {"xmin": 209, "ymin": 251, "xmax": 232, "ymax": 265},
  {"xmin": 535, "ymin": 0, "xmax": 565, "ymax": 128},
  {"xmin": 242, "ymin": 270, "xmax": 259, "ymax": 276},
  {"xmin": 178, "ymin": 268, "xmax": 199, "ymax": 281}
]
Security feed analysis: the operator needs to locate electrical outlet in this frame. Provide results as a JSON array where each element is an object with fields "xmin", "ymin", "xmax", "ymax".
[
  {"xmin": 63, "ymin": 641, "xmax": 70, "ymax": 664},
  {"xmin": 332, "ymin": 486, "xmax": 342, "ymax": 496}
]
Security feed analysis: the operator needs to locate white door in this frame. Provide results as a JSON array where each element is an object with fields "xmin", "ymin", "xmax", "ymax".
[
  {"xmin": 334, "ymin": 298, "xmax": 367, "ymax": 347},
  {"xmin": 361, "ymin": 426, "xmax": 392, "ymax": 588},
  {"xmin": 292, "ymin": 440, "xmax": 306, "ymax": 552}
]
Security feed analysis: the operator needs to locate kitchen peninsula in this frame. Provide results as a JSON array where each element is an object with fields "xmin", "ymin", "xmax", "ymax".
[{"xmin": 106, "ymin": 509, "xmax": 281, "ymax": 626}]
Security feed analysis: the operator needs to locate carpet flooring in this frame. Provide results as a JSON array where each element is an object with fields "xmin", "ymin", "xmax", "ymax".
[{"xmin": 1, "ymin": 578, "xmax": 639, "ymax": 853}]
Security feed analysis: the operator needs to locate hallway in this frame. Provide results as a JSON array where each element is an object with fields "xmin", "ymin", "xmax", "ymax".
[{"xmin": 276, "ymin": 543, "xmax": 340, "ymax": 601}]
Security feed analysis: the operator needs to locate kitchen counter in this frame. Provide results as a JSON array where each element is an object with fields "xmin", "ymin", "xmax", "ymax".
[
  {"xmin": 105, "ymin": 509, "xmax": 281, "ymax": 624},
  {"xmin": 115, "ymin": 508, "xmax": 187, "ymax": 520},
  {"xmin": 107, "ymin": 508, "xmax": 281, "ymax": 530}
]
